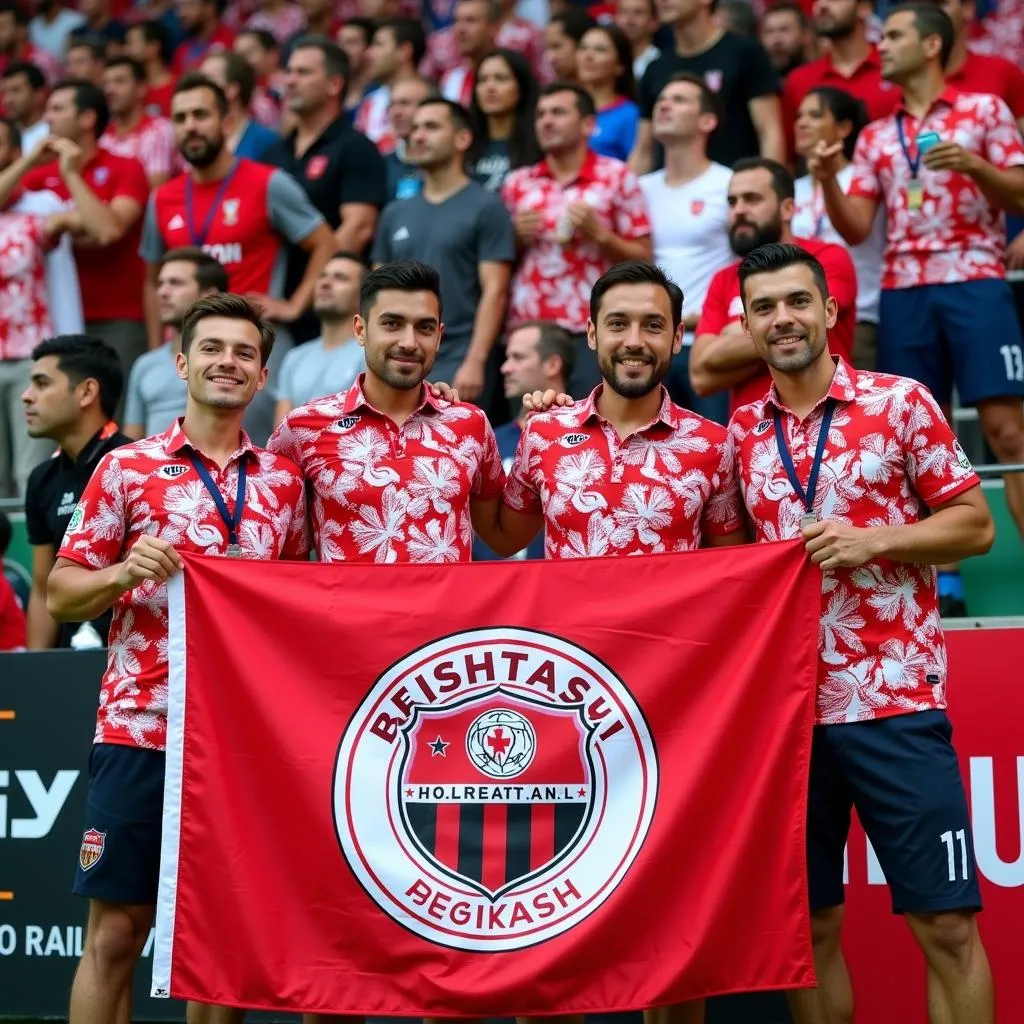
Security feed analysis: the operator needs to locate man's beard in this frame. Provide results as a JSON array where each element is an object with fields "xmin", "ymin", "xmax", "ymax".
[
  {"xmin": 598, "ymin": 352, "xmax": 669, "ymax": 399},
  {"xmin": 181, "ymin": 135, "xmax": 223, "ymax": 168},
  {"xmin": 729, "ymin": 214, "xmax": 783, "ymax": 257},
  {"xmin": 815, "ymin": 12, "xmax": 856, "ymax": 40}
]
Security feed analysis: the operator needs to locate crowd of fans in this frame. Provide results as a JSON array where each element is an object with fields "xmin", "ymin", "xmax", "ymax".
[{"xmin": 0, "ymin": 0, "xmax": 1022, "ymax": 650}]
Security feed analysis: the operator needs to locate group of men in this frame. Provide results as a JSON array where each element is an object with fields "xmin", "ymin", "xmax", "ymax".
[{"xmin": 46, "ymin": 233, "xmax": 995, "ymax": 1024}]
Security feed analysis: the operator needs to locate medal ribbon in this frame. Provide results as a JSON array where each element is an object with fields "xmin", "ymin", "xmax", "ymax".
[
  {"xmin": 187, "ymin": 453, "xmax": 247, "ymax": 548},
  {"xmin": 773, "ymin": 399, "xmax": 837, "ymax": 517}
]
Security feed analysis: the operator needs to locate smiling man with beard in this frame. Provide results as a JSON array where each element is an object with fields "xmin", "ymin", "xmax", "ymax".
[
  {"xmin": 688, "ymin": 156, "xmax": 858, "ymax": 416},
  {"xmin": 493, "ymin": 260, "xmax": 746, "ymax": 566}
]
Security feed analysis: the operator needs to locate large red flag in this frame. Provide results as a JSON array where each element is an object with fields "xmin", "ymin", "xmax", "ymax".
[{"xmin": 156, "ymin": 541, "xmax": 819, "ymax": 1015}]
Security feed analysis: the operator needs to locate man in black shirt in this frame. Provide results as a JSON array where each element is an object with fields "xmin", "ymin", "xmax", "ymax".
[
  {"xmin": 263, "ymin": 36, "xmax": 387, "ymax": 343},
  {"xmin": 629, "ymin": 0, "xmax": 784, "ymax": 171},
  {"xmin": 22, "ymin": 335, "xmax": 129, "ymax": 649}
]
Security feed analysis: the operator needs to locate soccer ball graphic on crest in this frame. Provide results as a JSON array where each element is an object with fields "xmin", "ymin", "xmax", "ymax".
[{"xmin": 466, "ymin": 708, "xmax": 536, "ymax": 779}]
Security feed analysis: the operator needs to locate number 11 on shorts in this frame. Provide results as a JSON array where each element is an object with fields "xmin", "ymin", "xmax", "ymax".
[{"xmin": 941, "ymin": 828, "xmax": 969, "ymax": 882}]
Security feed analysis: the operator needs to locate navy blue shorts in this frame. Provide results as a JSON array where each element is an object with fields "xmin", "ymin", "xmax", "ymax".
[
  {"xmin": 73, "ymin": 744, "xmax": 165, "ymax": 905},
  {"xmin": 807, "ymin": 710, "xmax": 982, "ymax": 915},
  {"xmin": 877, "ymin": 280, "xmax": 1024, "ymax": 407}
]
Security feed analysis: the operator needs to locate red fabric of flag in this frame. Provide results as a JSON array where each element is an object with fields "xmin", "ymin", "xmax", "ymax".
[{"xmin": 156, "ymin": 541, "xmax": 820, "ymax": 1014}]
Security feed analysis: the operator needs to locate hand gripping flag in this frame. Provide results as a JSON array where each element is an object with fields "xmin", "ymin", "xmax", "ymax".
[{"xmin": 156, "ymin": 541, "xmax": 820, "ymax": 1014}]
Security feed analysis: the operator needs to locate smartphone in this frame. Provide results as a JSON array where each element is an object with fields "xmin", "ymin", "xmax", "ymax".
[{"xmin": 917, "ymin": 131, "xmax": 942, "ymax": 154}]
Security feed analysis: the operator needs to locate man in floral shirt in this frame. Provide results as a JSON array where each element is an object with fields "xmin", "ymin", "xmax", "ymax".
[
  {"xmin": 730, "ymin": 242, "xmax": 995, "ymax": 1024},
  {"xmin": 48, "ymin": 293, "xmax": 308, "ymax": 1024}
]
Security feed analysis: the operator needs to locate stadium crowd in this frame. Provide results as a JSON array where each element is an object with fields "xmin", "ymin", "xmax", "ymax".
[{"xmin": 0, "ymin": 0, "xmax": 1023, "ymax": 655}]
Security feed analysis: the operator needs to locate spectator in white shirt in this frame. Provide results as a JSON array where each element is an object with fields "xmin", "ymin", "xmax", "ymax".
[
  {"xmin": 640, "ymin": 71, "xmax": 732, "ymax": 421},
  {"xmin": 615, "ymin": 0, "xmax": 661, "ymax": 83},
  {"xmin": 29, "ymin": 0, "xmax": 86, "ymax": 59},
  {"xmin": 273, "ymin": 251, "xmax": 367, "ymax": 424},
  {"xmin": 791, "ymin": 84, "xmax": 884, "ymax": 369},
  {"xmin": 1, "ymin": 62, "xmax": 49, "ymax": 152}
]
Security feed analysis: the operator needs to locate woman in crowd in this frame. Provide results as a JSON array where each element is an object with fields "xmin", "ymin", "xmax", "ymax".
[
  {"xmin": 468, "ymin": 49, "xmax": 541, "ymax": 192},
  {"xmin": 576, "ymin": 24, "xmax": 639, "ymax": 162},
  {"xmin": 792, "ymin": 85, "xmax": 884, "ymax": 370}
]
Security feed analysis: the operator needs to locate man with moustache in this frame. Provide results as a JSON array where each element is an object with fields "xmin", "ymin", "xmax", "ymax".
[
  {"xmin": 48, "ymin": 293, "xmax": 309, "ymax": 1024},
  {"xmin": 139, "ymin": 72, "xmax": 335, "ymax": 443},
  {"xmin": 268, "ymin": 259, "xmax": 508, "ymax": 565},
  {"xmin": 688, "ymin": 157, "xmax": 856, "ymax": 415},
  {"xmin": 729, "ymin": 241, "xmax": 995, "ymax": 1024}
]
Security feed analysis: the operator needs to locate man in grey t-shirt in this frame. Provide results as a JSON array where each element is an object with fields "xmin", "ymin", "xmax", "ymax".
[
  {"xmin": 370, "ymin": 98, "xmax": 514, "ymax": 406},
  {"xmin": 273, "ymin": 252, "xmax": 367, "ymax": 425},
  {"xmin": 123, "ymin": 247, "xmax": 229, "ymax": 439}
]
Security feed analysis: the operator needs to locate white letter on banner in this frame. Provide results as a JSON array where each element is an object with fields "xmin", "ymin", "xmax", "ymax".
[{"xmin": 970, "ymin": 756, "xmax": 1024, "ymax": 888}]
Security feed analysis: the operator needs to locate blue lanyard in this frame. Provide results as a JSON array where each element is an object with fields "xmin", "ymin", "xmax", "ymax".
[
  {"xmin": 187, "ymin": 453, "xmax": 247, "ymax": 547},
  {"xmin": 184, "ymin": 160, "xmax": 238, "ymax": 248},
  {"xmin": 896, "ymin": 114, "xmax": 923, "ymax": 177},
  {"xmin": 773, "ymin": 399, "xmax": 837, "ymax": 516}
]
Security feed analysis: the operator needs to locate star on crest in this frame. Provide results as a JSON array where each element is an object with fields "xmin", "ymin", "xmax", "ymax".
[{"xmin": 428, "ymin": 735, "xmax": 449, "ymax": 757}]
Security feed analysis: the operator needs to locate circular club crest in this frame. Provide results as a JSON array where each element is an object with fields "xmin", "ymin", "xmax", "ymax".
[{"xmin": 334, "ymin": 628, "xmax": 658, "ymax": 952}]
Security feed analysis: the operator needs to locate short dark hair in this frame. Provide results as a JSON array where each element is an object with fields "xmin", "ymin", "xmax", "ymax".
[
  {"xmin": 172, "ymin": 72, "xmax": 229, "ymax": 116},
  {"xmin": 237, "ymin": 27, "xmax": 278, "ymax": 52},
  {"xmin": 359, "ymin": 260, "xmax": 442, "ymax": 320},
  {"xmin": 341, "ymin": 16, "xmax": 375, "ymax": 46},
  {"xmin": 0, "ymin": 1, "xmax": 29, "ymax": 27},
  {"xmin": 158, "ymin": 247, "xmax": 230, "ymax": 293},
  {"xmin": 180, "ymin": 293, "xmax": 276, "ymax": 367},
  {"xmin": 417, "ymin": 96, "xmax": 473, "ymax": 135},
  {"xmin": 330, "ymin": 249, "xmax": 370, "ymax": 267},
  {"xmin": 538, "ymin": 81, "xmax": 596, "ymax": 119},
  {"xmin": 289, "ymin": 34, "xmax": 350, "ymax": 83},
  {"xmin": 2, "ymin": 61, "xmax": 46, "ymax": 90},
  {"xmin": 378, "ymin": 18, "xmax": 427, "ymax": 69},
  {"xmin": 512, "ymin": 320, "xmax": 576, "ymax": 384},
  {"xmin": 764, "ymin": 1, "xmax": 807, "ymax": 27},
  {"xmin": 890, "ymin": 3, "xmax": 956, "ymax": 68},
  {"xmin": 590, "ymin": 261, "xmax": 684, "ymax": 332},
  {"xmin": 549, "ymin": 7, "xmax": 596, "ymax": 42},
  {"xmin": 0, "ymin": 116, "xmax": 20, "ymax": 151},
  {"xmin": 66, "ymin": 36, "xmax": 107, "ymax": 62},
  {"xmin": 737, "ymin": 242, "xmax": 830, "ymax": 307},
  {"xmin": 210, "ymin": 51, "xmax": 255, "ymax": 106},
  {"xmin": 664, "ymin": 71, "xmax": 724, "ymax": 123},
  {"xmin": 731, "ymin": 156, "xmax": 794, "ymax": 201},
  {"xmin": 31, "ymin": 335, "xmax": 124, "ymax": 420},
  {"xmin": 805, "ymin": 86, "xmax": 868, "ymax": 161},
  {"xmin": 129, "ymin": 20, "xmax": 172, "ymax": 65},
  {"xmin": 51, "ymin": 78, "xmax": 109, "ymax": 138},
  {"xmin": 104, "ymin": 54, "xmax": 146, "ymax": 83}
]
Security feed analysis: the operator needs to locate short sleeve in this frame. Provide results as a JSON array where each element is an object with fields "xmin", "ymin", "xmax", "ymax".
[
  {"xmin": 370, "ymin": 204, "xmax": 394, "ymax": 264},
  {"xmin": 695, "ymin": 268, "xmax": 732, "ymax": 336},
  {"xmin": 503, "ymin": 424, "xmax": 542, "ymax": 515},
  {"xmin": 637, "ymin": 58, "xmax": 662, "ymax": 120},
  {"xmin": 847, "ymin": 129, "xmax": 882, "ymax": 202},
  {"xmin": 739, "ymin": 37, "xmax": 781, "ymax": 100},
  {"xmin": 266, "ymin": 169, "xmax": 325, "ymax": 244},
  {"xmin": 612, "ymin": 166, "xmax": 651, "ymax": 240},
  {"xmin": 338, "ymin": 133, "xmax": 389, "ymax": 207},
  {"xmin": 1003, "ymin": 62, "xmax": 1024, "ymax": 119},
  {"xmin": 123, "ymin": 359, "xmax": 145, "ymax": 428},
  {"xmin": 266, "ymin": 414, "xmax": 303, "ymax": 467},
  {"xmin": 57, "ymin": 452, "xmax": 128, "ymax": 568},
  {"xmin": 471, "ymin": 418, "xmax": 506, "ymax": 500},
  {"xmin": 275, "ymin": 347, "xmax": 300, "ymax": 404},
  {"xmin": 901, "ymin": 383, "xmax": 981, "ymax": 508},
  {"xmin": 138, "ymin": 194, "xmax": 166, "ymax": 263},
  {"xmin": 701, "ymin": 430, "xmax": 744, "ymax": 537},
  {"xmin": 476, "ymin": 193, "xmax": 515, "ymax": 264},
  {"xmin": 980, "ymin": 95, "xmax": 1024, "ymax": 170},
  {"xmin": 113, "ymin": 155, "xmax": 150, "ymax": 205}
]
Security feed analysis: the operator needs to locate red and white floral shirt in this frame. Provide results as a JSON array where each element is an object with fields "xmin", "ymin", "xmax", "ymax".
[
  {"xmin": 730, "ymin": 358, "xmax": 980, "ymax": 726},
  {"xmin": 505, "ymin": 385, "xmax": 743, "ymax": 558},
  {"xmin": 502, "ymin": 151, "xmax": 651, "ymax": 332},
  {"xmin": 0, "ymin": 211, "xmax": 52, "ymax": 361},
  {"xmin": 57, "ymin": 420, "xmax": 308, "ymax": 750},
  {"xmin": 848, "ymin": 87, "xmax": 1024, "ymax": 290},
  {"xmin": 100, "ymin": 114, "xmax": 177, "ymax": 183},
  {"xmin": 268, "ymin": 377, "xmax": 506, "ymax": 563}
]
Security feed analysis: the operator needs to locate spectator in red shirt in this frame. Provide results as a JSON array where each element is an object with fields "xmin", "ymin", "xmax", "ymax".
[
  {"xmin": 441, "ymin": 0, "xmax": 501, "ymax": 108},
  {"xmin": 100, "ymin": 56, "xmax": 177, "ymax": 187},
  {"xmin": 0, "ymin": 79, "xmax": 151, "ymax": 407},
  {"xmin": 690, "ymin": 156, "xmax": 857, "ymax": 411},
  {"xmin": 233, "ymin": 27, "xmax": 286, "ymax": 124},
  {"xmin": 173, "ymin": 0, "xmax": 236, "ymax": 75},
  {"xmin": 0, "ymin": 2, "xmax": 63, "ymax": 84},
  {"xmin": 125, "ymin": 20, "xmax": 176, "ymax": 117},
  {"xmin": 782, "ymin": 0, "xmax": 900, "ymax": 158},
  {"xmin": 296, "ymin": 0, "xmax": 341, "ymax": 42},
  {"xmin": 65, "ymin": 37, "xmax": 107, "ymax": 86},
  {"xmin": 502, "ymin": 83, "xmax": 653, "ymax": 398},
  {"xmin": 761, "ymin": 1, "xmax": 812, "ymax": 75}
]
